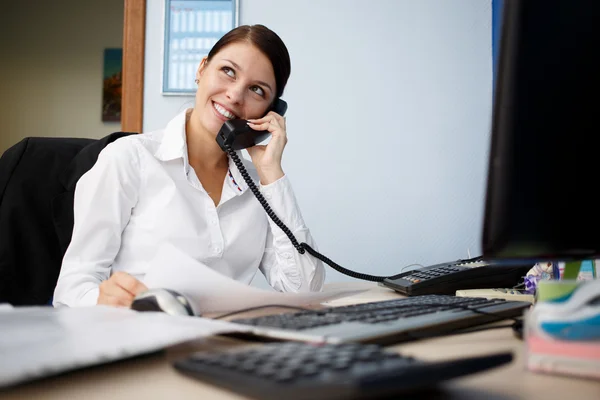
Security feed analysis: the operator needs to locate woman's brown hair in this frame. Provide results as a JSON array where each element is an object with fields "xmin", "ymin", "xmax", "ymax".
[{"xmin": 206, "ymin": 24, "xmax": 291, "ymax": 100}]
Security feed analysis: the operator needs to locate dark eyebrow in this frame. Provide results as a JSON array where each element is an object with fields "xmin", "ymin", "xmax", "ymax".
[{"xmin": 223, "ymin": 59, "xmax": 273, "ymax": 93}]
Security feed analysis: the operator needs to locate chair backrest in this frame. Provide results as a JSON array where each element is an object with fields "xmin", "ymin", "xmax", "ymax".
[{"xmin": 0, "ymin": 132, "xmax": 136, "ymax": 305}]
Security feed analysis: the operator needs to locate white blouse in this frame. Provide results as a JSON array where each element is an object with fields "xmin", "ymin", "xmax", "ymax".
[{"xmin": 53, "ymin": 110, "xmax": 325, "ymax": 307}]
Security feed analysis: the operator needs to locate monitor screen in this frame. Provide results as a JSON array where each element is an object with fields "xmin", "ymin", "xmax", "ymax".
[{"xmin": 482, "ymin": 0, "xmax": 599, "ymax": 261}]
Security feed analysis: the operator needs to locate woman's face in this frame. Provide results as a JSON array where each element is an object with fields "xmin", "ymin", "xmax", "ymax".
[{"xmin": 194, "ymin": 41, "xmax": 276, "ymax": 136}]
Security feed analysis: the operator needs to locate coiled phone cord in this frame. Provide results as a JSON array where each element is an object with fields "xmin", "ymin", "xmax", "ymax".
[{"xmin": 225, "ymin": 145, "xmax": 388, "ymax": 282}]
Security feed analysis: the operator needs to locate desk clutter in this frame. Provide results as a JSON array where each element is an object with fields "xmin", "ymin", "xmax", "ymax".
[
  {"xmin": 7, "ymin": 263, "xmax": 596, "ymax": 397},
  {"xmin": 1, "ymin": 291, "xmax": 530, "ymax": 396}
]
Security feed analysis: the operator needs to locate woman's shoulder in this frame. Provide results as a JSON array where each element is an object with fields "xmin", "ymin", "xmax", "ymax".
[
  {"xmin": 102, "ymin": 130, "xmax": 164, "ymax": 158},
  {"xmin": 94, "ymin": 132, "xmax": 159, "ymax": 172}
]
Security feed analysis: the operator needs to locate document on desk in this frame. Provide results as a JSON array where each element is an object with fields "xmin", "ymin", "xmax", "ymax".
[
  {"xmin": 143, "ymin": 244, "xmax": 367, "ymax": 315},
  {"xmin": 0, "ymin": 306, "xmax": 252, "ymax": 388}
]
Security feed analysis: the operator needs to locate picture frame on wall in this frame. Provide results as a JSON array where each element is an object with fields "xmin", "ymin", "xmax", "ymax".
[
  {"xmin": 162, "ymin": 0, "xmax": 239, "ymax": 95},
  {"xmin": 102, "ymin": 48, "xmax": 123, "ymax": 122}
]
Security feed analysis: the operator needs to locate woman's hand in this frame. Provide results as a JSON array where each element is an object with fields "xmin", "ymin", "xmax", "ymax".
[
  {"xmin": 97, "ymin": 271, "xmax": 148, "ymax": 307},
  {"xmin": 246, "ymin": 111, "xmax": 287, "ymax": 185}
]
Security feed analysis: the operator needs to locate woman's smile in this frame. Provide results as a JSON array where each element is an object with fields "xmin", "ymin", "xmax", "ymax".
[{"xmin": 212, "ymin": 101, "xmax": 238, "ymax": 121}]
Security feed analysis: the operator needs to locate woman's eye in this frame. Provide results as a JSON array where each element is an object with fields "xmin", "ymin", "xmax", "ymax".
[
  {"xmin": 251, "ymin": 86, "xmax": 265, "ymax": 96},
  {"xmin": 222, "ymin": 67, "xmax": 235, "ymax": 77}
]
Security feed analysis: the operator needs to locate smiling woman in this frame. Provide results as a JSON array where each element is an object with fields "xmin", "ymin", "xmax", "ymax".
[{"xmin": 52, "ymin": 24, "xmax": 325, "ymax": 310}]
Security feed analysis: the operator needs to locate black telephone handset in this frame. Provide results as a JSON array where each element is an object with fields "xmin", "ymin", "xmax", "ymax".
[
  {"xmin": 216, "ymin": 99, "xmax": 387, "ymax": 282},
  {"xmin": 217, "ymin": 98, "xmax": 288, "ymax": 151}
]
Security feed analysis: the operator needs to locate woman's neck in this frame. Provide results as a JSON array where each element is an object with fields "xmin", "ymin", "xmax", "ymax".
[{"xmin": 185, "ymin": 109, "xmax": 228, "ymax": 170}]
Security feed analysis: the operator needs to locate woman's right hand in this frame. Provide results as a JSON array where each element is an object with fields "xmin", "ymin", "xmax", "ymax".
[{"xmin": 97, "ymin": 271, "xmax": 148, "ymax": 307}]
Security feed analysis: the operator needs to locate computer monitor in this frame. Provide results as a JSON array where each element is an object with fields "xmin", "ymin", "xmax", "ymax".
[{"xmin": 482, "ymin": 0, "xmax": 599, "ymax": 261}]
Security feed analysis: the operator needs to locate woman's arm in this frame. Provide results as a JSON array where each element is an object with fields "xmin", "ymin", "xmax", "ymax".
[
  {"xmin": 244, "ymin": 112, "xmax": 325, "ymax": 291},
  {"xmin": 52, "ymin": 138, "xmax": 142, "ymax": 307},
  {"xmin": 257, "ymin": 175, "xmax": 325, "ymax": 292}
]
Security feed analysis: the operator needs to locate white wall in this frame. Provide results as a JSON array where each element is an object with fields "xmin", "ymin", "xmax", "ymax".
[
  {"xmin": 144, "ymin": 0, "xmax": 493, "ymax": 287},
  {"xmin": 0, "ymin": 0, "xmax": 124, "ymax": 154}
]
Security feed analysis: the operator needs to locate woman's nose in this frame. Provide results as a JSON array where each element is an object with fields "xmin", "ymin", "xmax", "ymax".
[{"xmin": 226, "ymin": 82, "xmax": 245, "ymax": 104}]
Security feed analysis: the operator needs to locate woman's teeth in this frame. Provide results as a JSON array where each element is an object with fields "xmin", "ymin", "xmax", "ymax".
[{"xmin": 213, "ymin": 102, "xmax": 236, "ymax": 119}]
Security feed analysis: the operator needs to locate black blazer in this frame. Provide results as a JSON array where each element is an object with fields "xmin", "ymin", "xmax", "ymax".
[{"xmin": 0, "ymin": 132, "xmax": 136, "ymax": 305}]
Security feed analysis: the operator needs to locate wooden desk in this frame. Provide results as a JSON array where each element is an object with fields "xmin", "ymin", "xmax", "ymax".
[{"xmin": 3, "ymin": 283, "xmax": 599, "ymax": 399}]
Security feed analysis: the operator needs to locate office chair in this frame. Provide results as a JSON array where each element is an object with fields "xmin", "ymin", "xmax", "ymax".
[{"xmin": 0, "ymin": 131, "xmax": 136, "ymax": 306}]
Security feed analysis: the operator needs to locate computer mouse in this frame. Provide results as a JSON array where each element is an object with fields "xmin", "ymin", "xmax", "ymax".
[{"xmin": 130, "ymin": 288, "xmax": 196, "ymax": 317}]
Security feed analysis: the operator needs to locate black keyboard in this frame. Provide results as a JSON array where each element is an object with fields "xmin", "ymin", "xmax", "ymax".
[
  {"xmin": 228, "ymin": 294, "xmax": 530, "ymax": 344},
  {"xmin": 173, "ymin": 342, "xmax": 513, "ymax": 400}
]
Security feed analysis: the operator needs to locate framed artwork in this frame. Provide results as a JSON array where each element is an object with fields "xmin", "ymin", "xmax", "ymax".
[
  {"xmin": 102, "ymin": 48, "xmax": 123, "ymax": 122},
  {"xmin": 163, "ymin": 0, "xmax": 239, "ymax": 95}
]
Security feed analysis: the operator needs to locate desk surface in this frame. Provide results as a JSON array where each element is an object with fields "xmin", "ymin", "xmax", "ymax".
[{"xmin": 4, "ymin": 282, "xmax": 600, "ymax": 400}]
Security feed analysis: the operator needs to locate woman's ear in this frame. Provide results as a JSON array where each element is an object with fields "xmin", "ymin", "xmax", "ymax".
[{"xmin": 196, "ymin": 57, "xmax": 209, "ymax": 82}]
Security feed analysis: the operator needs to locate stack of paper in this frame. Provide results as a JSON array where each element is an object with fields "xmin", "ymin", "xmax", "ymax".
[{"xmin": 0, "ymin": 306, "xmax": 248, "ymax": 388}]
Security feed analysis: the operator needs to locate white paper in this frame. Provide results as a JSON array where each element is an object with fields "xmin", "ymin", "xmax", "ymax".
[
  {"xmin": 0, "ymin": 305, "xmax": 250, "ymax": 388},
  {"xmin": 143, "ymin": 244, "xmax": 367, "ymax": 315}
]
